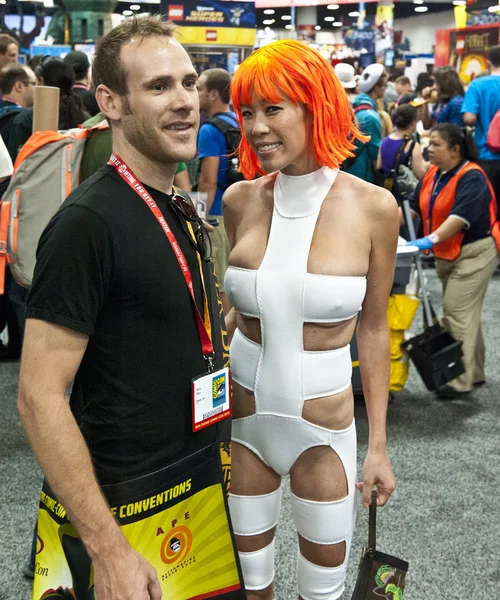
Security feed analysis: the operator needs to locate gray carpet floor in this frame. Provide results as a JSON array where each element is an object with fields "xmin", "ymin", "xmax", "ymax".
[{"xmin": 1, "ymin": 268, "xmax": 499, "ymax": 600}]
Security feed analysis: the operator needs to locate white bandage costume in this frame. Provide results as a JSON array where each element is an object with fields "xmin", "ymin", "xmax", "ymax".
[{"xmin": 225, "ymin": 167, "xmax": 367, "ymax": 600}]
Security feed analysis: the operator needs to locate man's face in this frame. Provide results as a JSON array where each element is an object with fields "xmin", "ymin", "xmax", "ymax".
[
  {"xmin": 3, "ymin": 43, "xmax": 19, "ymax": 66},
  {"xmin": 117, "ymin": 36, "xmax": 200, "ymax": 164},
  {"xmin": 374, "ymin": 76, "xmax": 388, "ymax": 100},
  {"xmin": 197, "ymin": 74, "xmax": 211, "ymax": 114},
  {"xmin": 395, "ymin": 80, "xmax": 411, "ymax": 96},
  {"xmin": 21, "ymin": 67, "xmax": 36, "ymax": 108}
]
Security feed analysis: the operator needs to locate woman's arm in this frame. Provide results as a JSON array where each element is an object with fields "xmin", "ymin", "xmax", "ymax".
[
  {"xmin": 357, "ymin": 188, "xmax": 399, "ymax": 508},
  {"xmin": 431, "ymin": 215, "xmax": 465, "ymax": 242},
  {"xmin": 225, "ymin": 308, "xmax": 238, "ymax": 345},
  {"xmin": 411, "ymin": 142, "xmax": 430, "ymax": 180},
  {"xmin": 376, "ymin": 146, "xmax": 383, "ymax": 172}
]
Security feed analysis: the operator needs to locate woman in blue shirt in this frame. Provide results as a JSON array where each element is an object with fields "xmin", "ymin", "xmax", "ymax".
[{"xmin": 431, "ymin": 66, "xmax": 464, "ymax": 126}]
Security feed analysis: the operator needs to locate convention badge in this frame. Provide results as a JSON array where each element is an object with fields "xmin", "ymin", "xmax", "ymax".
[{"xmin": 191, "ymin": 367, "xmax": 231, "ymax": 432}]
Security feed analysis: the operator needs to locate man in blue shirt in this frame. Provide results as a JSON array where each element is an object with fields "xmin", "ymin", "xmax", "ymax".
[
  {"xmin": 347, "ymin": 63, "xmax": 386, "ymax": 183},
  {"xmin": 462, "ymin": 45, "xmax": 500, "ymax": 217},
  {"xmin": 197, "ymin": 68, "xmax": 237, "ymax": 313}
]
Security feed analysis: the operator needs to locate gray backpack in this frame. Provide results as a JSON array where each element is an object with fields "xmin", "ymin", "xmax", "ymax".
[{"xmin": 0, "ymin": 124, "xmax": 108, "ymax": 293}]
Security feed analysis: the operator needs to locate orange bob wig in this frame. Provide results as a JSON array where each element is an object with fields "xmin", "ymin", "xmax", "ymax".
[{"xmin": 231, "ymin": 40, "xmax": 368, "ymax": 180}]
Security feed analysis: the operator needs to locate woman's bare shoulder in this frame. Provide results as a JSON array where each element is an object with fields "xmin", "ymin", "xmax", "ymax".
[
  {"xmin": 334, "ymin": 171, "xmax": 398, "ymax": 220},
  {"xmin": 222, "ymin": 173, "xmax": 276, "ymax": 215}
]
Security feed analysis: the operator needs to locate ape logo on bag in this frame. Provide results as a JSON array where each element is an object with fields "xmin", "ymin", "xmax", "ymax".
[
  {"xmin": 36, "ymin": 534, "xmax": 45, "ymax": 555},
  {"xmin": 160, "ymin": 525, "xmax": 193, "ymax": 565},
  {"xmin": 373, "ymin": 565, "xmax": 404, "ymax": 599}
]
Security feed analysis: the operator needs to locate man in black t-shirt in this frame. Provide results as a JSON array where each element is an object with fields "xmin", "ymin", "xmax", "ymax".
[{"xmin": 18, "ymin": 17, "xmax": 226, "ymax": 600}]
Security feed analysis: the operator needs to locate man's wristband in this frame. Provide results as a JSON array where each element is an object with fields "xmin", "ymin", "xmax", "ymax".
[{"xmin": 428, "ymin": 233, "xmax": 440, "ymax": 245}]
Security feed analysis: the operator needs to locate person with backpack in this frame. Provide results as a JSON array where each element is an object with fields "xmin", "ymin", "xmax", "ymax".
[
  {"xmin": 7, "ymin": 56, "xmax": 87, "ymax": 161},
  {"xmin": 377, "ymin": 104, "xmax": 428, "ymax": 199},
  {"xmin": 406, "ymin": 124, "xmax": 499, "ymax": 399},
  {"xmin": 0, "ymin": 64, "xmax": 36, "ymax": 149},
  {"xmin": 462, "ymin": 45, "xmax": 500, "ymax": 219},
  {"xmin": 197, "ymin": 67, "xmax": 241, "ymax": 313},
  {"xmin": 345, "ymin": 63, "xmax": 387, "ymax": 183}
]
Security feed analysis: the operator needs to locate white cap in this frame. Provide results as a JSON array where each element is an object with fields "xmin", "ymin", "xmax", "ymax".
[
  {"xmin": 358, "ymin": 63, "xmax": 385, "ymax": 93},
  {"xmin": 334, "ymin": 63, "xmax": 356, "ymax": 90}
]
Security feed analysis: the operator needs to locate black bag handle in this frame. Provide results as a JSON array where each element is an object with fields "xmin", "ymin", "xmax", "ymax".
[{"xmin": 368, "ymin": 489, "xmax": 377, "ymax": 551}]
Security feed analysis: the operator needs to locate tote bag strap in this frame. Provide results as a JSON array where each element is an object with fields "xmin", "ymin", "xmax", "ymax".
[{"xmin": 368, "ymin": 490, "xmax": 377, "ymax": 551}]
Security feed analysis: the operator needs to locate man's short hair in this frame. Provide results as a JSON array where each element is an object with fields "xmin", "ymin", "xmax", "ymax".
[
  {"xmin": 0, "ymin": 64, "xmax": 27, "ymax": 94},
  {"xmin": 0, "ymin": 33, "xmax": 18, "ymax": 55},
  {"xmin": 202, "ymin": 68, "xmax": 232, "ymax": 105},
  {"xmin": 92, "ymin": 16, "xmax": 176, "ymax": 96},
  {"xmin": 395, "ymin": 76, "xmax": 411, "ymax": 87},
  {"xmin": 388, "ymin": 68, "xmax": 404, "ymax": 82},
  {"xmin": 489, "ymin": 45, "xmax": 500, "ymax": 68}
]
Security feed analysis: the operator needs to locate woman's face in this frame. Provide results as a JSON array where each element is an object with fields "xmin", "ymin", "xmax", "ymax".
[
  {"xmin": 428, "ymin": 131, "xmax": 459, "ymax": 168},
  {"xmin": 240, "ymin": 92, "xmax": 320, "ymax": 176}
]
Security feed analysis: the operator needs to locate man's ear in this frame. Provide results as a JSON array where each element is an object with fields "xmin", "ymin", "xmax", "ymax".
[
  {"xmin": 209, "ymin": 89, "xmax": 220, "ymax": 103},
  {"xmin": 13, "ymin": 80, "xmax": 24, "ymax": 94},
  {"xmin": 95, "ymin": 84, "xmax": 124, "ymax": 122}
]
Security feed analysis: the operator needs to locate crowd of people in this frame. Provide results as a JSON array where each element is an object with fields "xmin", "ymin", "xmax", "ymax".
[{"xmin": 0, "ymin": 18, "xmax": 499, "ymax": 600}]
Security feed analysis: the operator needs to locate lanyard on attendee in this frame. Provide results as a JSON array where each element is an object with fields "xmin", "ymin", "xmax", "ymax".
[
  {"xmin": 108, "ymin": 154, "xmax": 215, "ymax": 371},
  {"xmin": 1, "ymin": 97, "xmax": 20, "ymax": 106}
]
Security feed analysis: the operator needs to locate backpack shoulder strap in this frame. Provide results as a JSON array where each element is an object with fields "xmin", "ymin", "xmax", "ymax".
[
  {"xmin": 207, "ymin": 113, "xmax": 239, "ymax": 135},
  {"xmin": 392, "ymin": 137, "xmax": 409, "ymax": 173},
  {"xmin": 354, "ymin": 103, "xmax": 376, "ymax": 114},
  {"xmin": 0, "ymin": 199, "xmax": 12, "ymax": 295}
]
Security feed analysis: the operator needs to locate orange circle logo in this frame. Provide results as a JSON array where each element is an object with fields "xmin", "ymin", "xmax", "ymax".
[{"xmin": 160, "ymin": 526, "xmax": 192, "ymax": 565}]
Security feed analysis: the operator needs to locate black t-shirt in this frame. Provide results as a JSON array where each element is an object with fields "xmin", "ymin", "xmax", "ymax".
[
  {"xmin": 410, "ymin": 161, "xmax": 492, "ymax": 245},
  {"xmin": 26, "ymin": 165, "xmax": 219, "ymax": 484},
  {"xmin": 72, "ymin": 86, "xmax": 100, "ymax": 117}
]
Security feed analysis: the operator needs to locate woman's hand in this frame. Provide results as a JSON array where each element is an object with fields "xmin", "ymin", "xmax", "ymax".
[{"xmin": 356, "ymin": 448, "xmax": 396, "ymax": 509}]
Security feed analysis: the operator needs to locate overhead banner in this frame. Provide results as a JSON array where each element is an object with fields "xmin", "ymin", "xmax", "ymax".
[
  {"xmin": 255, "ymin": 0, "xmax": 377, "ymax": 8},
  {"xmin": 162, "ymin": 0, "xmax": 255, "ymax": 28}
]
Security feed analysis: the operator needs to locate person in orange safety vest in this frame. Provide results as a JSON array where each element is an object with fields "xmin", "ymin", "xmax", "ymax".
[{"xmin": 406, "ymin": 123, "xmax": 499, "ymax": 399}]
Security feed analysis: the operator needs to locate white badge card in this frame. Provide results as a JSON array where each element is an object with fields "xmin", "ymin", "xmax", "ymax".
[{"xmin": 191, "ymin": 367, "xmax": 231, "ymax": 432}]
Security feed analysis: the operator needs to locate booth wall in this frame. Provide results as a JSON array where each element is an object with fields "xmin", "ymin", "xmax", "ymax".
[{"xmin": 394, "ymin": 11, "xmax": 455, "ymax": 55}]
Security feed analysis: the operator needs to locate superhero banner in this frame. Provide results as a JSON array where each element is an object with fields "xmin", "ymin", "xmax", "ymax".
[
  {"xmin": 162, "ymin": 0, "xmax": 255, "ymax": 28},
  {"xmin": 32, "ymin": 443, "xmax": 244, "ymax": 600}
]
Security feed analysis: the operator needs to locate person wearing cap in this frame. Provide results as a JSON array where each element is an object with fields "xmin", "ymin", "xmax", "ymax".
[
  {"xmin": 64, "ymin": 50, "xmax": 99, "ymax": 117},
  {"xmin": 346, "ymin": 63, "xmax": 387, "ymax": 183},
  {"xmin": 334, "ymin": 62, "xmax": 357, "ymax": 102}
]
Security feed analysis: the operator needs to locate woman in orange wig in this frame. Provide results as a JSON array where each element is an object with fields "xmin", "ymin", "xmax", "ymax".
[{"xmin": 223, "ymin": 40, "xmax": 398, "ymax": 600}]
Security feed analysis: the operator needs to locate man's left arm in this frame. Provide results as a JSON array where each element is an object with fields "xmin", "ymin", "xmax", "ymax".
[
  {"xmin": 462, "ymin": 82, "xmax": 479, "ymax": 126},
  {"xmin": 198, "ymin": 124, "xmax": 225, "ymax": 214},
  {"xmin": 199, "ymin": 156, "xmax": 220, "ymax": 213}
]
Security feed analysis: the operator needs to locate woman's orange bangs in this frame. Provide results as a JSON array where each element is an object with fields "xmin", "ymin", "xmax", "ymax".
[{"xmin": 231, "ymin": 40, "xmax": 368, "ymax": 180}]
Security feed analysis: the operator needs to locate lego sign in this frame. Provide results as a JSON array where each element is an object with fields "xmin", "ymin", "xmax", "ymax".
[{"xmin": 164, "ymin": 0, "xmax": 255, "ymax": 28}]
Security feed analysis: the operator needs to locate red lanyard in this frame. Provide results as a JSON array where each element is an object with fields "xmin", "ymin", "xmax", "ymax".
[{"xmin": 108, "ymin": 154, "xmax": 215, "ymax": 368}]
